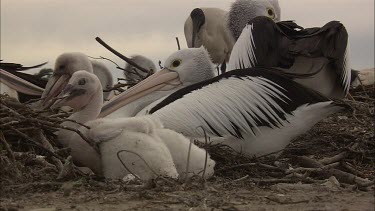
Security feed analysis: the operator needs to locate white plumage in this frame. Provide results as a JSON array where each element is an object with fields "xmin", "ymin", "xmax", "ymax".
[
  {"xmin": 101, "ymin": 48, "xmax": 346, "ymax": 156},
  {"xmin": 41, "ymin": 52, "xmax": 113, "ymax": 107},
  {"xmin": 53, "ymin": 70, "xmax": 214, "ymax": 181}
]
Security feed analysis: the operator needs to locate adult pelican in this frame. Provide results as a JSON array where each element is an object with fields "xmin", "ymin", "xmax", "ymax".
[
  {"xmin": 184, "ymin": 0, "xmax": 281, "ymax": 72},
  {"xmin": 100, "ymin": 48, "xmax": 346, "ymax": 156},
  {"xmin": 101, "ymin": 47, "xmax": 215, "ymax": 118},
  {"xmin": 0, "ymin": 69, "xmax": 45, "ymax": 100},
  {"xmin": 0, "ymin": 62, "xmax": 47, "ymax": 102},
  {"xmin": 51, "ymin": 71, "xmax": 215, "ymax": 180},
  {"xmin": 228, "ymin": 16, "xmax": 351, "ymax": 99}
]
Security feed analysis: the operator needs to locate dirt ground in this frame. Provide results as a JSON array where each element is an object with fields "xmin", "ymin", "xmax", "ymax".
[
  {"xmin": 1, "ymin": 181, "xmax": 374, "ymax": 211},
  {"xmin": 1, "ymin": 86, "xmax": 374, "ymax": 211}
]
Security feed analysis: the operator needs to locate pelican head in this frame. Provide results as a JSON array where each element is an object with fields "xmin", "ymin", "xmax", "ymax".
[
  {"xmin": 124, "ymin": 55, "xmax": 156, "ymax": 82},
  {"xmin": 229, "ymin": 0, "xmax": 281, "ymax": 39},
  {"xmin": 100, "ymin": 47, "xmax": 215, "ymax": 117},
  {"xmin": 41, "ymin": 52, "xmax": 93, "ymax": 108},
  {"xmin": 52, "ymin": 70, "xmax": 102, "ymax": 111}
]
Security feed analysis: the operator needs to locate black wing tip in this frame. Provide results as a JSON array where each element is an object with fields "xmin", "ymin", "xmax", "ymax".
[{"xmin": 0, "ymin": 61, "xmax": 48, "ymax": 71}]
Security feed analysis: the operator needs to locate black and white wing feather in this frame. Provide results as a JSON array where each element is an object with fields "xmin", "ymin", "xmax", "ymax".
[{"xmin": 149, "ymin": 68, "xmax": 340, "ymax": 139}]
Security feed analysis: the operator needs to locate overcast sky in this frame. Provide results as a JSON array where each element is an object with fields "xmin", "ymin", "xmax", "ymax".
[{"xmin": 1, "ymin": 0, "xmax": 374, "ymax": 77}]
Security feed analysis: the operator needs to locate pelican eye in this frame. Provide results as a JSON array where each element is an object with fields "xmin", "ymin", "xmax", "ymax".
[
  {"xmin": 78, "ymin": 78, "xmax": 86, "ymax": 85},
  {"xmin": 267, "ymin": 8, "xmax": 275, "ymax": 18},
  {"xmin": 171, "ymin": 60, "xmax": 181, "ymax": 68}
]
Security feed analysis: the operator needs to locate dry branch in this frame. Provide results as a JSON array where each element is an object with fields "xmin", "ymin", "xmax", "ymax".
[{"xmin": 95, "ymin": 37, "xmax": 149, "ymax": 74}]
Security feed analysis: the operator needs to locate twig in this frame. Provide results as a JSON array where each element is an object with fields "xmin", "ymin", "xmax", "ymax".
[
  {"xmin": 285, "ymin": 162, "xmax": 340, "ymax": 174},
  {"xmin": 95, "ymin": 37, "xmax": 149, "ymax": 74},
  {"xmin": 0, "ymin": 131, "xmax": 15, "ymax": 161},
  {"xmin": 319, "ymin": 152, "xmax": 348, "ymax": 165},
  {"xmin": 217, "ymin": 162, "xmax": 282, "ymax": 172},
  {"xmin": 202, "ymin": 127, "xmax": 209, "ymax": 180},
  {"xmin": 35, "ymin": 129, "xmax": 64, "ymax": 172},
  {"xmin": 176, "ymin": 37, "xmax": 181, "ymax": 50},
  {"xmin": 4, "ymin": 125, "xmax": 63, "ymax": 160},
  {"xmin": 57, "ymin": 156, "xmax": 74, "ymax": 180},
  {"xmin": 224, "ymin": 175, "xmax": 249, "ymax": 185},
  {"xmin": 341, "ymin": 161, "xmax": 366, "ymax": 178},
  {"xmin": 184, "ymin": 141, "xmax": 193, "ymax": 183},
  {"xmin": 158, "ymin": 61, "xmax": 163, "ymax": 69}
]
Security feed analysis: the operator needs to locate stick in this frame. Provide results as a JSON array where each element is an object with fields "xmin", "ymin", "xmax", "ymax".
[
  {"xmin": 176, "ymin": 37, "xmax": 181, "ymax": 50},
  {"xmin": 95, "ymin": 37, "xmax": 149, "ymax": 74},
  {"xmin": 0, "ymin": 131, "xmax": 15, "ymax": 161},
  {"xmin": 35, "ymin": 129, "xmax": 64, "ymax": 172},
  {"xmin": 184, "ymin": 141, "xmax": 193, "ymax": 183}
]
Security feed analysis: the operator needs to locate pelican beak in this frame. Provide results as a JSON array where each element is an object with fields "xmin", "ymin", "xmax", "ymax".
[
  {"xmin": 51, "ymin": 84, "xmax": 88, "ymax": 111},
  {"xmin": 99, "ymin": 68, "xmax": 181, "ymax": 117},
  {"xmin": 0, "ymin": 69, "xmax": 44, "ymax": 96},
  {"xmin": 41, "ymin": 74, "xmax": 71, "ymax": 108}
]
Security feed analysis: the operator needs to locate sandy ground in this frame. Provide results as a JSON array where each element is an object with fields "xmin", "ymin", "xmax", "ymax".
[{"xmin": 1, "ymin": 180, "xmax": 374, "ymax": 211}]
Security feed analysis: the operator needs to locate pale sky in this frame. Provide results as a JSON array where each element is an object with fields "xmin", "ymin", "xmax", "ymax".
[{"xmin": 1, "ymin": 0, "xmax": 374, "ymax": 78}]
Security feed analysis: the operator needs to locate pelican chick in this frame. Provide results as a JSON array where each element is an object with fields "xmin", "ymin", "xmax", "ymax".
[
  {"xmin": 53, "ymin": 71, "xmax": 214, "ymax": 181},
  {"xmin": 41, "ymin": 52, "xmax": 113, "ymax": 107},
  {"xmin": 124, "ymin": 55, "xmax": 156, "ymax": 84}
]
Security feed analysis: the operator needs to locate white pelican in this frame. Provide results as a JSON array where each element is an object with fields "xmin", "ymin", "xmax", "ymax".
[
  {"xmin": 100, "ymin": 48, "xmax": 346, "ymax": 156},
  {"xmin": 184, "ymin": 0, "xmax": 281, "ymax": 72},
  {"xmin": 41, "ymin": 52, "xmax": 113, "ymax": 107},
  {"xmin": 227, "ymin": 16, "xmax": 352, "ymax": 99},
  {"xmin": 123, "ymin": 55, "xmax": 156, "ymax": 84},
  {"xmin": 101, "ymin": 47, "xmax": 216, "ymax": 118},
  {"xmin": 52, "ymin": 70, "xmax": 214, "ymax": 180}
]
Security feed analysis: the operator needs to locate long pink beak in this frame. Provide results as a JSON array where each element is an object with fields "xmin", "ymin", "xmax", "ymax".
[
  {"xmin": 41, "ymin": 74, "xmax": 71, "ymax": 108},
  {"xmin": 99, "ymin": 68, "xmax": 181, "ymax": 117},
  {"xmin": 0, "ymin": 69, "xmax": 44, "ymax": 96}
]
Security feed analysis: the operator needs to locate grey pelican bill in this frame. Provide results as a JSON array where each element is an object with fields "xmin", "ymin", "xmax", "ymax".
[
  {"xmin": 184, "ymin": 0, "xmax": 281, "ymax": 72},
  {"xmin": 51, "ymin": 70, "xmax": 214, "ymax": 180},
  {"xmin": 99, "ymin": 48, "xmax": 346, "ymax": 156},
  {"xmin": 228, "ymin": 16, "xmax": 352, "ymax": 99}
]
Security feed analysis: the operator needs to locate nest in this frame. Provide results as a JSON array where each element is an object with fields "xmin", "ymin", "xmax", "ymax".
[{"xmin": 0, "ymin": 85, "xmax": 374, "ymax": 194}]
